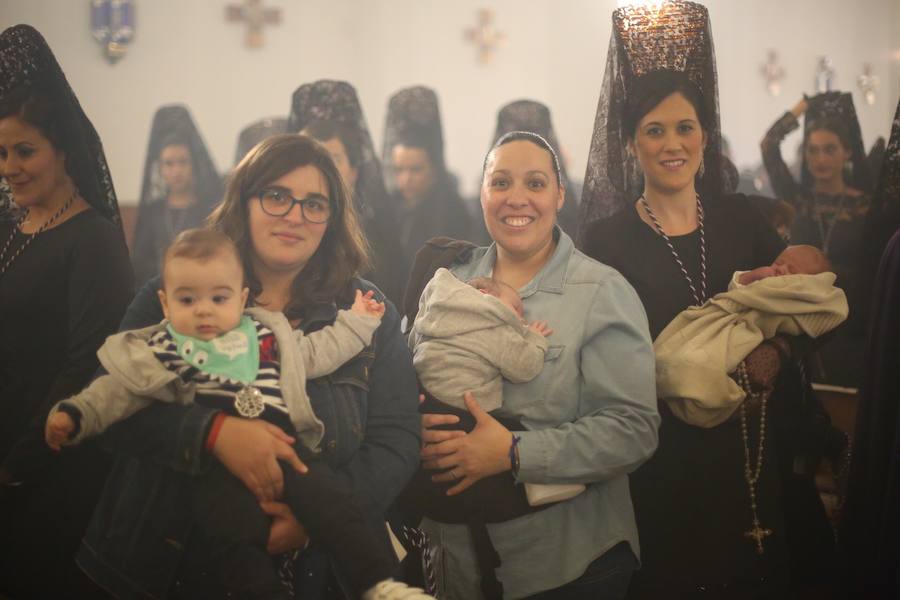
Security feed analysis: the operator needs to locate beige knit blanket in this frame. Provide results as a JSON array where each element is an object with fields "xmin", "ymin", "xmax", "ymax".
[{"xmin": 655, "ymin": 272, "xmax": 848, "ymax": 428}]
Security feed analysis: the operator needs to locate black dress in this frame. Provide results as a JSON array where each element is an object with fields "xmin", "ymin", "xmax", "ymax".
[
  {"xmin": 392, "ymin": 178, "xmax": 472, "ymax": 288},
  {"xmin": 0, "ymin": 209, "xmax": 134, "ymax": 597},
  {"xmin": 131, "ymin": 198, "xmax": 216, "ymax": 287},
  {"xmin": 584, "ymin": 193, "xmax": 835, "ymax": 597}
]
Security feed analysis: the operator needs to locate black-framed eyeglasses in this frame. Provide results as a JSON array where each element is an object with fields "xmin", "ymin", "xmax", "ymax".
[{"xmin": 257, "ymin": 188, "xmax": 331, "ymax": 223}]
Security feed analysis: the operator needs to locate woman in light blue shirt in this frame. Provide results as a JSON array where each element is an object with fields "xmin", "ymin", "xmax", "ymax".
[{"xmin": 418, "ymin": 132, "xmax": 660, "ymax": 599}]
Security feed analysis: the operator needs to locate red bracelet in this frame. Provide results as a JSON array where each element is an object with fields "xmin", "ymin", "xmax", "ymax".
[{"xmin": 205, "ymin": 413, "xmax": 227, "ymax": 452}]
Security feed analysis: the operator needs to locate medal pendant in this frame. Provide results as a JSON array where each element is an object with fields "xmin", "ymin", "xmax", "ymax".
[{"xmin": 234, "ymin": 386, "xmax": 265, "ymax": 418}]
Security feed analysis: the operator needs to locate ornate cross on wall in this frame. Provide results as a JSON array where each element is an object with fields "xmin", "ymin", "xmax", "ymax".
[
  {"xmin": 858, "ymin": 63, "xmax": 880, "ymax": 106},
  {"xmin": 465, "ymin": 9, "xmax": 506, "ymax": 65},
  {"xmin": 226, "ymin": 0, "xmax": 282, "ymax": 49},
  {"xmin": 760, "ymin": 50, "xmax": 785, "ymax": 97}
]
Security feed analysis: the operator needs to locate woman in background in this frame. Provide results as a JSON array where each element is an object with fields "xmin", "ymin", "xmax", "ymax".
[{"xmin": 131, "ymin": 104, "xmax": 223, "ymax": 287}]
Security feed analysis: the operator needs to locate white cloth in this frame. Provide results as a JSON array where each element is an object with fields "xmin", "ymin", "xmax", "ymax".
[{"xmin": 655, "ymin": 272, "xmax": 848, "ymax": 427}]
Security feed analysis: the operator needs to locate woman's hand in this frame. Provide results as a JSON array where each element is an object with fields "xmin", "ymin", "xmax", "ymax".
[
  {"xmin": 790, "ymin": 98, "xmax": 808, "ymax": 119},
  {"xmin": 419, "ymin": 394, "xmax": 466, "ymax": 446},
  {"xmin": 421, "ymin": 392, "xmax": 513, "ymax": 496},
  {"xmin": 743, "ymin": 342, "xmax": 783, "ymax": 391},
  {"xmin": 260, "ymin": 501, "xmax": 310, "ymax": 554},
  {"xmin": 212, "ymin": 417, "xmax": 308, "ymax": 502}
]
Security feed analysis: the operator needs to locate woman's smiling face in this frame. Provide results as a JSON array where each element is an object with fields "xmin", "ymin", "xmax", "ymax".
[
  {"xmin": 630, "ymin": 91, "xmax": 706, "ymax": 195},
  {"xmin": 480, "ymin": 139, "xmax": 564, "ymax": 261}
]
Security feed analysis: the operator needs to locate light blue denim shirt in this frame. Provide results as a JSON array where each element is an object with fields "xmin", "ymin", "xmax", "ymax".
[{"xmin": 420, "ymin": 229, "xmax": 659, "ymax": 599}]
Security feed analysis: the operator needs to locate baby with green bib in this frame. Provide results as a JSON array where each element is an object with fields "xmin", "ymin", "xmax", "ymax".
[{"xmin": 44, "ymin": 228, "xmax": 433, "ymax": 600}]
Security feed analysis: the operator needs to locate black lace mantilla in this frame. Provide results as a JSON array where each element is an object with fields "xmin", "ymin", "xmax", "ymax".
[
  {"xmin": 0, "ymin": 24, "xmax": 121, "ymax": 225},
  {"xmin": 578, "ymin": 0, "xmax": 723, "ymax": 243}
]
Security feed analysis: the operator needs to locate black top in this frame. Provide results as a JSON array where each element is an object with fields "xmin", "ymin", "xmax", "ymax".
[
  {"xmin": 584, "ymin": 193, "xmax": 834, "ymax": 594},
  {"xmin": 585, "ymin": 193, "xmax": 784, "ymax": 338},
  {"xmin": 131, "ymin": 198, "xmax": 215, "ymax": 288},
  {"xmin": 392, "ymin": 181, "xmax": 472, "ymax": 289},
  {"xmin": 0, "ymin": 209, "xmax": 133, "ymax": 461}
]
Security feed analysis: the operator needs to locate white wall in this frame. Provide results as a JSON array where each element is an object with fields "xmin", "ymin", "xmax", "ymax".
[{"xmin": 2, "ymin": 0, "xmax": 898, "ymax": 203}]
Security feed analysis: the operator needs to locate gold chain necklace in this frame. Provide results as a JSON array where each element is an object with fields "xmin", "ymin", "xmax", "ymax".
[
  {"xmin": 0, "ymin": 191, "xmax": 75, "ymax": 277},
  {"xmin": 736, "ymin": 360, "xmax": 772, "ymax": 554}
]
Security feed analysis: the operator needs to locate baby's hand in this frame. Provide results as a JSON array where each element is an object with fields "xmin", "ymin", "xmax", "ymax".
[
  {"xmin": 527, "ymin": 320, "xmax": 553, "ymax": 337},
  {"xmin": 738, "ymin": 266, "xmax": 778, "ymax": 285},
  {"xmin": 351, "ymin": 289, "xmax": 385, "ymax": 319},
  {"xmin": 45, "ymin": 412, "xmax": 75, "ymax": 451}
]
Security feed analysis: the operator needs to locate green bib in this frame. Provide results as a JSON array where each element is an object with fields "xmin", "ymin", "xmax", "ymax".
[{"xmin": 167, "ymin": 316, "xmax": 260, "ymax": 384}]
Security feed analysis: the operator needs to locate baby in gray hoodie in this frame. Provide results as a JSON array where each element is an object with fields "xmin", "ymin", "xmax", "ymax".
[
  {"xmin": 409, "ymin": 268, "xmax": 583, "ymax": 506},
  {"xmin": 409, "ymin": 267, "xmax": 551, "ymax": 412}
]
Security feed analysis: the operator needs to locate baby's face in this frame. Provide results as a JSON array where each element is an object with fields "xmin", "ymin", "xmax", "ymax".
[
  {"xmin": 494, "ymin": 287, "xmax": 524, "ymax": 319},
  {"xmin": 158, "ymin": 252, "xmax": 249, "ymax": 340},
  {"xmin": 772, "ymin": 248, "xmax": 825, "ymax": 276}
]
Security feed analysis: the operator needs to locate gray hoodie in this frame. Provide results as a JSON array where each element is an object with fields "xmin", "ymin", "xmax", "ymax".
[
  {"xmin": 409, "ymin": 268, "xmax": 548, "ymax": 411},
  {"xmin": 51, "ymin": 306, "xmax": 379, "ymax": 450}
]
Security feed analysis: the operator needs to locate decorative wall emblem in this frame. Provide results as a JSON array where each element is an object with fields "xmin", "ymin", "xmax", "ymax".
[
  {"xmin": 464, "ymin": 9, "xmax": 506, "ymax": 65},
  {"xmin": 226, "ymin": 0, "xmax": 282, "ymax": 49},
  {"xmin": 857, "ymin": 63, "xmax": 880, "ymax": 106},
  {"xmin": 760, "ymin": 50, "xmax": 785, "ymax": 96},
  {"xmin": 90, "ymin": 0, "xmax": 135, "ymax": 64},
  {"xmin": 815, "ymin": 56, "xmax": 835, "ymax": 93}
]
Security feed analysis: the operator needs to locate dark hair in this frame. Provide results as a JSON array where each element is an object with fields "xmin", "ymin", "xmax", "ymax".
[
  {"xmin": 208, "ymin": 134, "xmax": 369, "ymax": 317},
  {"xmin": 391, "ymin": 129, "xmax": 438, "ymax": 167},
  {"xmin": 482, "ymin": 130, "xmax": 562, "ymax": 187},
  {"xmin": 623, "ymin": 70, "xmax": 709, "ymax": 139},
  {"xmin": 805, "ymin": 116, "xmax": 853, "ymax": 151},
  {"xmin": 302, "ymin": 119, "xmax": 363, "ymax": 169},
  {"xmin": 0, "ymin": 83, "xmax": 72, "ymax": 171},
  {"xmin": 157, "ymin": 132, "xmax": 193, "ymax": 159},
  {"xmin": 160, "ymin": 228, "xmax": 241, "ymax": 288}
]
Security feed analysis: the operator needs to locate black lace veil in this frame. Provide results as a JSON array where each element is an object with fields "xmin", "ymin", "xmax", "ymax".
[
  {"xmin": 873, "ymin": 100, "xmax": 900, "ymax": 215},
  {"xmin": 0, "ymin": 24, "xmax": 121, "ymax": 225},
  {"xmin": 577, "ymin": 0, "xmax": 723, "ymax": 243},
  {"xmin": 234, "ymin": 116, "xmax": 287, "ymax": 166},
  {"xmin": 138, "ymin": 104, "xmax": 223, "ymax": 213},
  {"xmin": 492, "ymin": 99, "xmax": 580, "ymax": 237},
  {"xmin": 381, "ymin": 86, "xmax": 447, "ymax": 194},
  {"xmin": 287, "ymin": 80, "xmax": 391, "ymax": 222},
  {"xmin": 802, "ymin": 92, "xmax": 873, "ymax": 193}
]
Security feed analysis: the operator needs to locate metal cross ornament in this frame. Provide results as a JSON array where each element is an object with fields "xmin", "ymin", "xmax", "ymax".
[
  {"xmin": 857, "ymin": 63, "xmax": 880, "ymax": 106},
  {"xmin": 90, "ymin": 0, "xmax": 135, "ymax": 64},
  {"xmin": 226, "ymin": 0, "xmax": 282, "ymax": 49},
  {"xmin": 815, "ymin": 56, "xmax": 836, "ymax": 94},
  {"xmin": 744, "ymin": 517, "xmax": 773, "ymax": 555},
  {"xmin": 465, "ymin": 9, "xmax": 507, "ymax": 65},
  {"xmin": 760, "ymin": 50, "xmax": 785, "ymax": 96}
]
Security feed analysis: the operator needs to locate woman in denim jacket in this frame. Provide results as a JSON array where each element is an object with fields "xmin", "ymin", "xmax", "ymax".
[{"xmin": 77, "ymin": 134, "xmax": 421, "ymax": 599}]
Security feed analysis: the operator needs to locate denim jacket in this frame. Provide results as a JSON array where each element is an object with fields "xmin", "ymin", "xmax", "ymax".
[{"xmin": 76, "ymin": 277, "xmax": 421, "ymax": 599}]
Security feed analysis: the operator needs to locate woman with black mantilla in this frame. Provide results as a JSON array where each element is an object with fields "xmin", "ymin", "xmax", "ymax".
[
  {"xmin": 382, "ymin": 86, "xmax": 471, "ymax": 283},
  {"xmin": 131, "ymin": 104, "xmax": 224, "ymax": 288},
  {"xmin": 761, "ymin": 92, "xmax": 874, "ymax": 387},
  {"xmin": 0, "ymin": 24, "xmax": 133, "ymax": 598},
  {"xmin": 288, "ymin": 80, "xmax": 405, "ymax": 306},
  {"xmin": 580, "ymin": 2, "xmax": 835, "ymax": 597}
]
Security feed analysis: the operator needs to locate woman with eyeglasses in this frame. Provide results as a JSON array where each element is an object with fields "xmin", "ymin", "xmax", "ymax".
[{"xmin": 74, "ymin": 134, "xmax": 422, "ymax": 600}]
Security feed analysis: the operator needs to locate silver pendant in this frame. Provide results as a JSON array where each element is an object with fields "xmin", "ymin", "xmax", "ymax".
[{"xmin": 234, "ymin": 386, "xmax": 265, "ymax": 418}]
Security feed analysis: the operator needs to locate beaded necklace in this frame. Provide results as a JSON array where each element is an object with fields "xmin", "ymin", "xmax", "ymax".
[
  {"xmin": 638, "ymin": 193, "xmax": 708, "ymax": 305},
  {"xmin": 0, "ymin": 191, "xmax": 75, "ymax": 278}
]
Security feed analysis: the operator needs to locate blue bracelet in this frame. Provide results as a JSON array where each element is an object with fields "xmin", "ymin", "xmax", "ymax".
[{"xmin": 509, "ymin": 434, "xmax": 522, "ymax": 476}]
